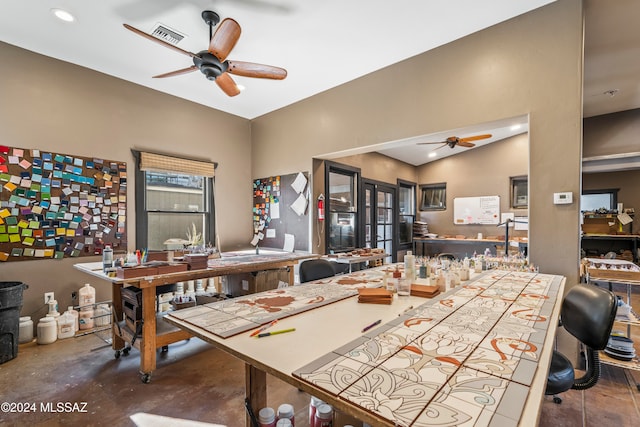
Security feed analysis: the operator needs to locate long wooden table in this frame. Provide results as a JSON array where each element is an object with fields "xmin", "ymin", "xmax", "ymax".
[
  {"xmin": 73, "ymin": 250, "xmax": 317, "ymax": 382},
  {"xmin": 165, "ymin": 267, "xmax": 565, "ymax": 426}
]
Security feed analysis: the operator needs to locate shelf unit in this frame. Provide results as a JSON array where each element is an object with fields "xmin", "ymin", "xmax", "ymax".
[{"xmin": 587, "ymin": 273, "xmax": 640, "ymax": 389}]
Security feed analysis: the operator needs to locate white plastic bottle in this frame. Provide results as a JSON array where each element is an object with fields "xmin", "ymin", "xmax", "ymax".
[
  {"xmin": 79, "ymin": 283, "xmax": 96, "ymax": 310},
  {"xmin": 57, "ymin": 310, "xmax": 75, "ymax": 339},
  {"xmin": 67, "ymin": 306, "xmax": 79, "ymax": 331},
  {"xmin": 277, "ymin": 403, "xmax": 295, "ymax": 426}
]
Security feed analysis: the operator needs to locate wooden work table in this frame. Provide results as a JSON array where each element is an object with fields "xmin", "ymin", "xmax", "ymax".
[
  {"xmin": 73, "ymin": 250, "xmax": 317, "ymax": 383},
  {"xmin": 166, "ymin": 266, "xmax": 564, "ymax": 426}
]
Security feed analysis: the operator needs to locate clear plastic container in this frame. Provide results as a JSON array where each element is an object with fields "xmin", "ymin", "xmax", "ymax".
[
  {"xmin": 57, "ymin": 310, "xmax": 75, "ymax": 339},
  {"xmin": 79, "ymin": 283, "xmax": 96, "ymax": 310}
]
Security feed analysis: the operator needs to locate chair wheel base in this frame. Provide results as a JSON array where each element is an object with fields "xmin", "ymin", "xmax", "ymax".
[{"xmin": 553, "ymin": 396, "xmax": 562, "ymax": 404}]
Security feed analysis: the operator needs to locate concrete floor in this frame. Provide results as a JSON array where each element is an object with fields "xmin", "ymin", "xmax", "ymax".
[{"xmin": 1, "ymin": 283, "xmax": 639, "ymax": 427}]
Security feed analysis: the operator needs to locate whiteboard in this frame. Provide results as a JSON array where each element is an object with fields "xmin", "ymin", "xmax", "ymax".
[{"xmin": 453, "ymin": 196, "xmax": 500, "ymax": 225}]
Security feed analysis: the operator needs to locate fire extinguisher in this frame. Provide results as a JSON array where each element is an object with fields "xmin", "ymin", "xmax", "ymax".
[{"xmin": 317, "ymin": 194, "xmax": 325, "ymax": 221}]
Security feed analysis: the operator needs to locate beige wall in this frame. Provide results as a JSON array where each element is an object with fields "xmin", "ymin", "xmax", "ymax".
[
  {"xmin": 330, "ymin": 152, "xmax": 418, "ymax": 184},
  {"xmin": 583, "ymin": 108, "xmax": 640, "ymax": 157},
  {"xmin": 253, "ymin": 0, "xmax": 584, "ymax": 284},
  {"xmin": 417, "ymin": 133, "xmax": 529, "ymax": 239},
  {"xmin": 0, "ymin": 42, "xmax": 252, "ymax": 315}
]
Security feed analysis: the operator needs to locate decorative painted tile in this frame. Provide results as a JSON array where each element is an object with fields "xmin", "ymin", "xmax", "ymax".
[
  {"xmin": 339, "ymin": 367, "xmax": 441, "ymax": 427},
  {"xmin": 293, "ymin": 352, "xmax": 374, "ymax": 396},
  {"xmin": 464, "ymin": 344, "xmax": 538, "ymax": 386},
  {"xmin": 430, "ymin": 366, "xmax": 529, "ymax": 424},
  {"xmin": 478, "ymin": 324, "xmax": 546, "ymax": 363},
  {"xmin": 500, "ymin": 302, "xmax": 551, "ymax": 331},
  {"xmin": 338, "ymin": 327, "xmax": 423, "ymax": 366},
  {"xmin": 166, "ymin": 305, "xmax": 215, "ymax": 320}
]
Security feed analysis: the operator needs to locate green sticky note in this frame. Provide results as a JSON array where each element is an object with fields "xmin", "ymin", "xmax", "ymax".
[
  {"xmin": 9, "ymin": 234, "xmax": 21, "ymax": 243},
  {"xmin": 22, "ymin": 237, "xmax": 35, "ymax": 246},
  {"xmin": 21, "ymin": 228, "xmax": 33, "ymax": 237},
  {"xmin": 23, "ymin": 248, "xmax": 35, "ymax": 257},
  {"xmin": 54, "ymin": 251, "xmax": 64, "ymax": 259},
  {"xmin": 0, "ymin": 225, "xmax": 5, "ymax": 233},
  {"xmin": 0, "ymin": 234, "xmax": 8, "ymax": 243},
  {"xmin": 11, "ymin": 248, "xmax": 23, "ymax": 257},
  {"xmin": 5, "ymin": 216, "xmax": 17, "ymax": 225},
  {"xmin": 7, "ymin": 225, "xmax": 18, "ymax": 234},
  {"xmin": 28, "ymin": 221, "xmax": 40, "ymax": 229}
]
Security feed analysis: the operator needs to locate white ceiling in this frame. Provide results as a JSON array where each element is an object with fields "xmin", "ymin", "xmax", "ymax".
[
  {"xmin": 0, "ymin": 0, "xmax": 556, "ymax": 120},
  {"xmin": 1, "ymin": 1, "xmax": 637, "ymax": 166}
]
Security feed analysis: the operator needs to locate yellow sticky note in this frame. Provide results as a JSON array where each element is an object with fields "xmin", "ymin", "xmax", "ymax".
[
  {"xmin": 9, "ymin": 234, "xmax": 21, "ymax": 243},
  {"xmin": 18, "ymin": 220, "xmax": 29, "ymax": 229},
  {"xmin": 3, "ymin": 182, "xmax": 17, "ymax": 192},
  {"xmin": 66, "ymin": 229, "xmax": 75, "ymax": 237},
  {"xmin": 44, "ymin": 249, "xmax": 54, "ymax": 257},
  {"xmin": 56, "ymin": 228, "xmax": 66, "ymax": 236},
  {"xmin": 0, "ymin": 209, "xmax": 9, "ymax": 218},
  {"xmin": 23, "ymin": 237, "xmax": 35, "ymax": 246}
]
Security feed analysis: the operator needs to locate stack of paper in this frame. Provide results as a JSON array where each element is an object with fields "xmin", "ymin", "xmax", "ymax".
[
  {"xmin": 410, "ymin": 284, "xmax": 440, "ymax": 298},
  {"xmin": 357, "ymin": 288, "xmax": 393, "ymax": 304}
]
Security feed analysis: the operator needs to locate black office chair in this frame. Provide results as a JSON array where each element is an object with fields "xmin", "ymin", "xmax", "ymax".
[
  {"xmin": 299, "ymin": 259, "xmax": 336, "ymax": 283},
  {"xmin": 545, "ymin": 284, "xmax": 616, "ymax": 403}
]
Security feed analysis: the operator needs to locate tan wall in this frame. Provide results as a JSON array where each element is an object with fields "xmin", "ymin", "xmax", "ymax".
[
  {"xmin": 331, "ymin": 152, "xmax": 418, "ymax": 185},
  {"xmin": 252, "ymin": 0, "xmax": 584, "ymax": 284},
  {"xmin": 0, "ymin": 42, "xmax": 252, "ymax": 315},
  {"xmin": 583, "ymin": 170, "xmax": 640, "ymax": 215},
  {"xmin": 417, "ymin": 134, "xmax": 529, "ymax": 239},
  {"xmin": 583, "ymin": 108, "xmax": 640, "ymax": 157}
]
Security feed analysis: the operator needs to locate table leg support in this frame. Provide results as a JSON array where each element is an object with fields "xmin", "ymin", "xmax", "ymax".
[
  {"xmin": 111, "ymin": 283, "xmax": 125, "ymax": 351},
  {"xmin": 245, "ymin": 363, "xmax": 267, "ymax": 427},
  {"xmin": 140, "ymin": 283, "xmax": 157, "ymax": 382}
]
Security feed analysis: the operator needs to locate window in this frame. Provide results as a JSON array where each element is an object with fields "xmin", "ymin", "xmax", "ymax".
[
  {"xmin": 510, "ymin": 176, "xmax": 528, "ymax": 208},
  {"xmin": 134, "ymin": 151, "xmax": 216, "ymax": 251},
  {"xmin": 581, "ymin": 189, "xmax": 618, "ymax": 212},
  {"xmin": 325, "ymin": 162, "xmax": 359, "ymax": 253},
  {"xmin": 419, "ymin": 183, "xmax": 446, "ymax": 211},
  {"xmin": 398, "ymin": 180, "xmax": 415, "ymax": 245}
]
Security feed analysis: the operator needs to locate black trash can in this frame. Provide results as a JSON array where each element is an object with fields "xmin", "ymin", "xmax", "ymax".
[{"xmin": 0, "ymin": 282, "xmax": 28, "ymax": 364}]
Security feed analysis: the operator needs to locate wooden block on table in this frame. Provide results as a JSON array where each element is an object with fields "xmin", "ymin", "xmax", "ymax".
[{"xmin": 410, "ymin": 283, "xmax": 440, "ymax": 298}]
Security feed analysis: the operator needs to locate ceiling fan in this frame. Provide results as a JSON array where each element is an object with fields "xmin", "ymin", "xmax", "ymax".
[
  {"xmin": 418, "ymin": 134, "xmax": 492, "ymax": 150},
  {"xmin": 123, "ymin": 10, "xmax": 287, "ymax": 97}
]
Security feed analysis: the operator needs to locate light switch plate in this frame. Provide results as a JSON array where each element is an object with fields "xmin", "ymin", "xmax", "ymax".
[{"xmin": 553, "ymin": 192, "xmax": 573, "ymax": 204}]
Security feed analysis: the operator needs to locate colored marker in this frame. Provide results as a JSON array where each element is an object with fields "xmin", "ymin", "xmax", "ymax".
[
  {"xmin": 361, "ymin": 319, "xmax": 382, "ymax": 333},
  {"xmin": 399, "ymin": 306, "xmax": 414, "ymax": 316},
  {"xmin": 257, "ymin": 328, "xmax": 296, "ymax": 338},
  {"xmin": 249, "ymin": 319, "xmax": 278, "ymax": 337}
]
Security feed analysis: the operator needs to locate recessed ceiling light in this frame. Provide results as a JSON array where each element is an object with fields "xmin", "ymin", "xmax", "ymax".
[
  {"xmin": 51, "ymin": 8, "xmax": 75, "ymax": 23},
  {"xmin": 236, "ymin": 84, "xmax": 246, "ymax": 92},
  {"xmin": 428, "ymin": 152, "xmax": 437, "ymax": 158},
  {"xmin": 510, "ymin": 124, "xmax": 522, "ymax": 131}
]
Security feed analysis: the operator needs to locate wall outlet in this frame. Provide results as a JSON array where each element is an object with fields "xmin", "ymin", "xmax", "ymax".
[{"xmin": 44, "ymin": 292, "xmax": 55, "ymax": 304}]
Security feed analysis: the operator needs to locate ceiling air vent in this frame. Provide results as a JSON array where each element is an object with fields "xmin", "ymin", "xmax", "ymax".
[{"xmin": 150, "ymin": 23, "xmax": 185, "ymax": 45}]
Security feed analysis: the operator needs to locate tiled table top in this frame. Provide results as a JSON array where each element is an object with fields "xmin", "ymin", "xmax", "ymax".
[{"xmin": 292, "ymin": 271, "xmax": 563, "ymax": 427}]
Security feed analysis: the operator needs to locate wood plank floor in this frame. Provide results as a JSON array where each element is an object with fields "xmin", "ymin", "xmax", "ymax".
[{"xmin": 1, "ymin": 282, "xmax": 639, "ymax": 427}]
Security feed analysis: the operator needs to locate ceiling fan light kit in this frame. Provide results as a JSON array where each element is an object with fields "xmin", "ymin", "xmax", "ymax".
[{"xmin": 123, "ymin": 10, "xmax": 287, "ymax": 97}]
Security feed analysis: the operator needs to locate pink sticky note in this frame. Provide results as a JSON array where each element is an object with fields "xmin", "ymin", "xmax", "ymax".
[
  {"xmin": 13, "ymin": 148, "xmax": 23, "ymax": 157},
  {"xmin": 19, "ymin": 159, "xmax": 31, "ymax": 169}
]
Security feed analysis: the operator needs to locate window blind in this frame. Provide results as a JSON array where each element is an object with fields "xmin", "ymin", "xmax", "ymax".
[{"xmin": 139, "ymin": 151, "xmax": 215, "ymax": 177}]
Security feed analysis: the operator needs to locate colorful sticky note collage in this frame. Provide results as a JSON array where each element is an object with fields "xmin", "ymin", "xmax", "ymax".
[{"xmin": 0, "ymin": 145, "xmax": 127, "ymax": 262}]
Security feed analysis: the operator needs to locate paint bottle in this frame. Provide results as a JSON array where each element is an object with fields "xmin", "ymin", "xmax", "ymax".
[
  {"xmin": 314, "ymin": 404, "xmax": 333, "ymax": 427},
  {"xmin": 57, "ymin": 310, "xmax": 75, "ymax": 339},
  {"xmin": 276, "ymin": 419, "xmax": 292, "ymax": 427},
  {"xmin": 258, "ymin": 407, "xmax": 276, "ymax": 427},
  {"xmin": 309, "ymin": 397, "xmax": 324, "ymax": 426},
  {"xmin": 404, "ymin": 251, "xmax": 416, "ymax": 281},
  {"xmin": 277, "ymin": 403, "xmax": 295, "ymax": 426}
]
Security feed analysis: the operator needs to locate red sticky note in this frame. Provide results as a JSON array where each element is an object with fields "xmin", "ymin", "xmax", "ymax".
[{"xmin": 0, "ymin": 145, "xmax": 8, "ymax": 154}]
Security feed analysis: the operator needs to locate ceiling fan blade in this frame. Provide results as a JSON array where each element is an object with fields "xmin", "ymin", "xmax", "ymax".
[
  {"xmin": 227, "ymin": 61, "xmax": 287, "ymax": 80},
  {"xmin": 457, "ymin": 141, "xmax": 476, "ymax": 148},
  {"xmin": 123, "ymin": 24, "xmax": 196, "ymax": 58},
  {"xmin": 459, "ymin": 133, "xmax": 492, "ymax": 143},
  {"xmin": 153, "ymin": 66, "xmax": 198, "ymax": 78},
  {"xmin": 209, "ymin": 18, "xmax": 241, "ymax": 62},
  {"xmin": 417, "ymin": 141, "xmax": 445, "ymax": 145},
  {"xmin": 215, "ymin": 72, "xmax": 241, "ymax": 97},
  {"xmin": 433, "ymin": 143, "xmax": 450, "ymax": 151}
]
